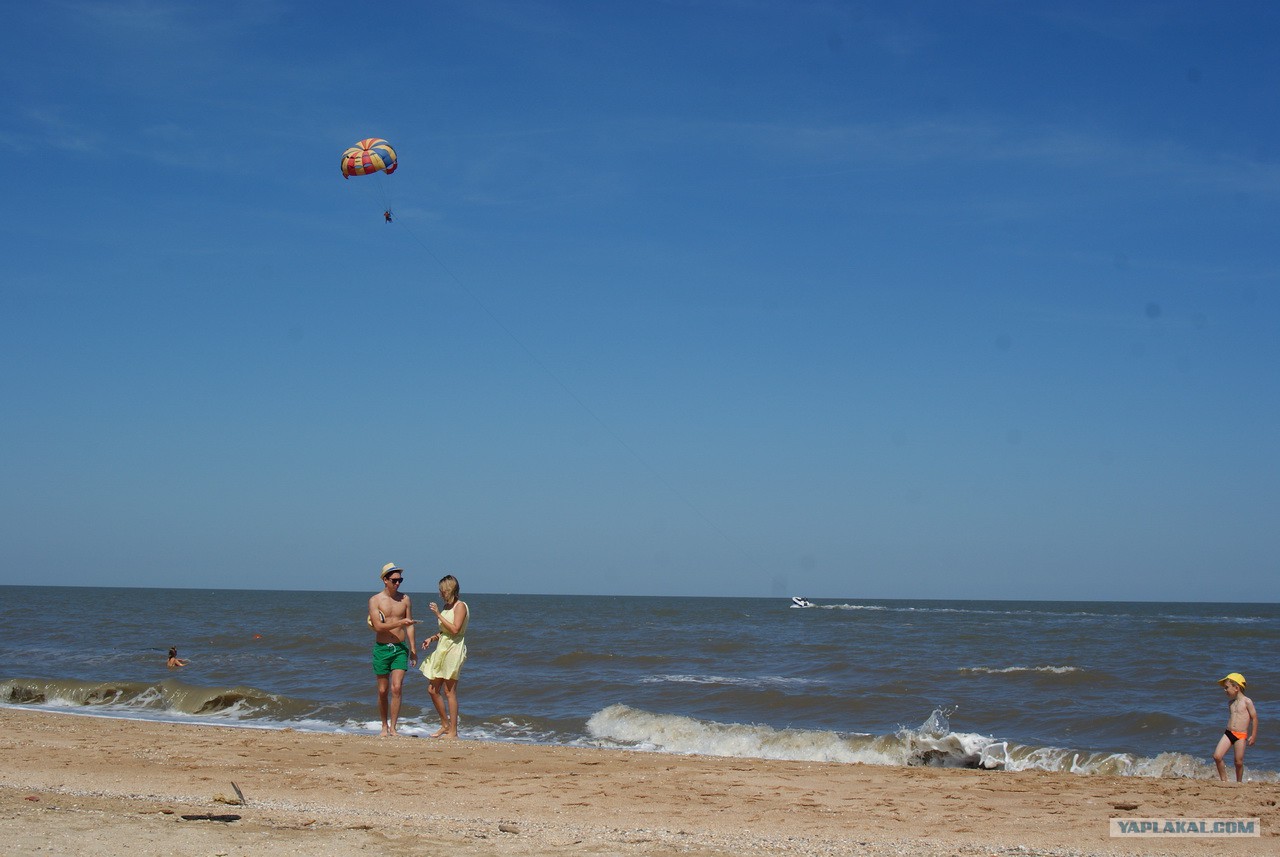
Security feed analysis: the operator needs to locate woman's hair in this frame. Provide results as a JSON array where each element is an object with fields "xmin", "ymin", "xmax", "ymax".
[
  {"xmin": 438, "ymin": 574, "xmax": 460, "ymax": 602},
  {"xmin": 168, "ymin": 647, "xmax": 177, "ymax": 658}
]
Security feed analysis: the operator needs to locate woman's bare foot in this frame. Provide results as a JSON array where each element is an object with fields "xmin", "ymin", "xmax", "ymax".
[{"xmin": 430, "ymin": 724, "xmax": 450, "ymax": 738}]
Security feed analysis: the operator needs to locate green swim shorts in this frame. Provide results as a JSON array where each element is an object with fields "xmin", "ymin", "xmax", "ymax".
[{"xmin": 372, "ymin": 640, "xmax": 409, "ymax": 675}]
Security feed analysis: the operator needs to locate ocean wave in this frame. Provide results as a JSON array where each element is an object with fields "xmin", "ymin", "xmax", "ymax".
[
  {"xmin": 585, "ymin": 704, "xmax": 999, "ymax": 767},
  {"xmin": 959, "ymin": 665, "xmax": 1083, "ymax": 675},
  {"xmin": 1143, "ymin": 623, "xmax": 1277, "ymax": 642},
  {"xmin": 886, "ymin": 606, "xmax": 1112, "ymax": 619},
  {"xmin": 1146, "ymin": 613, "xmax": 1270, "ymax": 625},
  {"xmin": 981, "ymin": 743, "xmax": 1218, "ymax": 778},
  {"xmin": 0, "ymin": 676, "xmax": 316, "ymax": 722},
  {"xmin": 640, "ymin": 673, "xmax": 815, "ymax": 689},
  {"xmin": 584, "ymin": 704, "xmax": 1276, "ymax": 780},
  {"xmin": 837, "ymin": 603, "xmax": 1279, "ymax": 625}
]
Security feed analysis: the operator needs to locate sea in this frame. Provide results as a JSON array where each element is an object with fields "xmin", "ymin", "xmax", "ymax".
[{"xmin": 1, "ymin": 586, "xmax": 1275, "ymax": 781}]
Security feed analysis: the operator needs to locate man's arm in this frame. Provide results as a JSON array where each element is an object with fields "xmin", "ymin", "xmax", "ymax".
[
  {"xmin": 405, "ymin": 596, "xmax": 417, "ymax": 664},
  {"xmin": 368, "ymin": 597, "xmax": 396, "ymax": 632}
]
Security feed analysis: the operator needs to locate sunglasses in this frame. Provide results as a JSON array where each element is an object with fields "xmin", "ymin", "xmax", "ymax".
[{"xmin": 387, "ymin": 577, "xmax": 403, "ymax": 584}]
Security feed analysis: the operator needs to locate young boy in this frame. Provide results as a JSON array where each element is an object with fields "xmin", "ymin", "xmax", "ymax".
[{"xmin": 1212, "ymin": 672, "xmax": 1258, "ymax": 782}]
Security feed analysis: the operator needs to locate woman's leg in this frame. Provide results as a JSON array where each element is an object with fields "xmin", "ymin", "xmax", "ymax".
[
  {"xmin": 427, "ymin": 678, "xmax": 450, "ymax": 737},
  {"xmin": 442, "ymin": 679, "xmax": 459, "ymax": 737}
]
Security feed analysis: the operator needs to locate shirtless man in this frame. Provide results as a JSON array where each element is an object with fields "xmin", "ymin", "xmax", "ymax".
[
  {"xmin": 369, "ymin": 563, "xmax": 418, "ymax": 736},
  {"xmin": 1212, "ymin": 672, "xmax": 1258, "ymax": 782}
]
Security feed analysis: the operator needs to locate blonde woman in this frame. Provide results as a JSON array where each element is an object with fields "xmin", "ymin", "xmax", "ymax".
[{"xmin": 420, "ymin": 575, "xmax": 469, "ymax": 738}]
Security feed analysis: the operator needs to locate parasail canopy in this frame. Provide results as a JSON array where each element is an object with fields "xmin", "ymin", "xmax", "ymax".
[{"xmin": 341, "ymin": 138, "xmax": 397, "ymax": 178}]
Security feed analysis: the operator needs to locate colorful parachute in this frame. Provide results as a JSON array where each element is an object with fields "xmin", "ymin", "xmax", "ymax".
[{"xmin": 341, "ymin": 138, "xmax": 397, "ymax": 178}]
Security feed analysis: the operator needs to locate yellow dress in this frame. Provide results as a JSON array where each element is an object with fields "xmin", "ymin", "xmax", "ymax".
[{"xmin": 421, "ymin": 601, "xmax": 469, "ymax": 681}]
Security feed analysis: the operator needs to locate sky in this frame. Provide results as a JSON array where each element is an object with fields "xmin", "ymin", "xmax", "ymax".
[{"xmin": 2, "ymin": 1, "xmax": 1277, "ymax": 601}]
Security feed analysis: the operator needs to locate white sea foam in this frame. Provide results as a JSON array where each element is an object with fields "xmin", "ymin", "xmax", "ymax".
[
  {"xmin": 586, "ymin": 703, "xmax": 897, "ymax": 764},
  {"xmin": 959, "ymin": 665, "xmax": 1082, "ymax": 675},
  {"xmin": 641, "ymin": 673, "xmax": 815, "ymax": 689},
  {"xmin": 583, "ymin": 704, "xmax": 1277, "ymax": 780},
  {"xmin": 979, "ymin": 742, "xmax": 1225, "ymax": 778},
  {"xmin": 1, "ymin": 702, "xmax": 287, "ymax": 731}
]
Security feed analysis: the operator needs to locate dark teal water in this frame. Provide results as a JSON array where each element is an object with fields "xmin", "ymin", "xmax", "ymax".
[{"xmin": 1, "ymin": 586, "xmax": 1274, "ymax": 779}]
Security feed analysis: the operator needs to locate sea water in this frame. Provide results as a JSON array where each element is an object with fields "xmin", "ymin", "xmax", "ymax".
[{"xmin": 1, "ymin": 586, "xmax": 1274, "ymax": 780}]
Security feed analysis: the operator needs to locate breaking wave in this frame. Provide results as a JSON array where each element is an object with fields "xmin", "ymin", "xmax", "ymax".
[
  {"xmin": 959, "ymin": 665, "xmax": 1083, "ymax": 675},
  {"xmin": 584, "ymin": 704, "xmax": 1269, "ymax": 779},
  {"xmin": 0, "ymin": 677, "xmax": 317, "ymax": 722}
]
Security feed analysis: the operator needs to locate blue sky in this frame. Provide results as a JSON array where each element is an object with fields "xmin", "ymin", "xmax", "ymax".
[{"xmin": 2, "ymin": 1, "xmax": 1276, "ymax": 600}]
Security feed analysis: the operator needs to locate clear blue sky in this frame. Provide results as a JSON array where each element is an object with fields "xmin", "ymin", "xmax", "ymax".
[{"xmin": 3, "ymin": 1, "xmax": 1276, "ymax": 600}]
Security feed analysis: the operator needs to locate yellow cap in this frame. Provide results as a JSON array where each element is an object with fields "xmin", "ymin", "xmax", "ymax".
[{"xmin": 1218, "ymin": 672, "xmax": 1247, "ymax": 690}]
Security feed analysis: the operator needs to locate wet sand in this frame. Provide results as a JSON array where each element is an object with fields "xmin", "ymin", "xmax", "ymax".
[{"xmin": 0, "ymin": 707, "xmax": 1274, "ymax": 855}]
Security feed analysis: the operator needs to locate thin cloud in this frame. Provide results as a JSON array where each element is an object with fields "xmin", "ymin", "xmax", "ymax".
[
  {"xmin": 671, "ymin": 115, "xmax": 1280, "ymax": 198},
  {"xmin": 57, "ymin": 0, "xmax": 287, "ymax": 40},
  {"xmin": 57, "ymin": 0, "xmax": 188, "ymax": 35},
  {"xmin": 446, "ymin": 0, "xmax": 579, "ymax": 39},
  {"xmin": 15, "ymin": 107, "xmax": 102, "ymax": 154}
]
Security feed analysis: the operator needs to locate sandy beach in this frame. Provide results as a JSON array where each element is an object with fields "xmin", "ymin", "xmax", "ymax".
[{"xmin": 0, "ymin": 707, "xmax": 1273, "ymax": 856}]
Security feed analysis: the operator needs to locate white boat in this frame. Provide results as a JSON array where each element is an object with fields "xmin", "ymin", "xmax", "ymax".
[{"xmin": 791, "ymin": 596, "xmax": 814, "ymax": 608}]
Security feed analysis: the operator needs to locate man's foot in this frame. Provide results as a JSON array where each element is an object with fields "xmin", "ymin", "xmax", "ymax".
[
  {"xmin": 379, "ymin": 726, "xmax": 390, "ymax": 737},
  {"xmin": 430, "ymin": 724, "xmax": 450, "ymax": 738}
]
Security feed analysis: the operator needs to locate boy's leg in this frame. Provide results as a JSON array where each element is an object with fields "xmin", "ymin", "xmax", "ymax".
[
  {"xmin": 1213, "ymin": 734, "xmax": 1232, "ymax": 781},
  {"xmin": 1233, "ymin": 738, "xmax": 1246, "ymax": 782}
]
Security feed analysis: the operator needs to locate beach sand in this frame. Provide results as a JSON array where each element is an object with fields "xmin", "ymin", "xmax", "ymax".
[{"xmin": 1, "ymin": 708, "xmax": 1274, "ymax": 856}]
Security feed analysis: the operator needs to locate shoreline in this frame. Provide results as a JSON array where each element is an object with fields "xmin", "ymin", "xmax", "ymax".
[{"xmin": 2, "ymin": 708, "xmax": 1276, "ymax": 855}]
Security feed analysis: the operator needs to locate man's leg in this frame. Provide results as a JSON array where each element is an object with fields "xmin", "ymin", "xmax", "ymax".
[
  {"xmin": 388, "ymin": 669, "xmax": 406, "ymax": 735},
  {"xmin": 376, "ymin": 674, "xmax": 391, "ymax": 737}
]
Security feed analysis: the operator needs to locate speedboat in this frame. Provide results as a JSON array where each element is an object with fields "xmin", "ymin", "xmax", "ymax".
[{"xmin": 791, "ymin": 596, "xmax": 814, "ymax": 608}]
